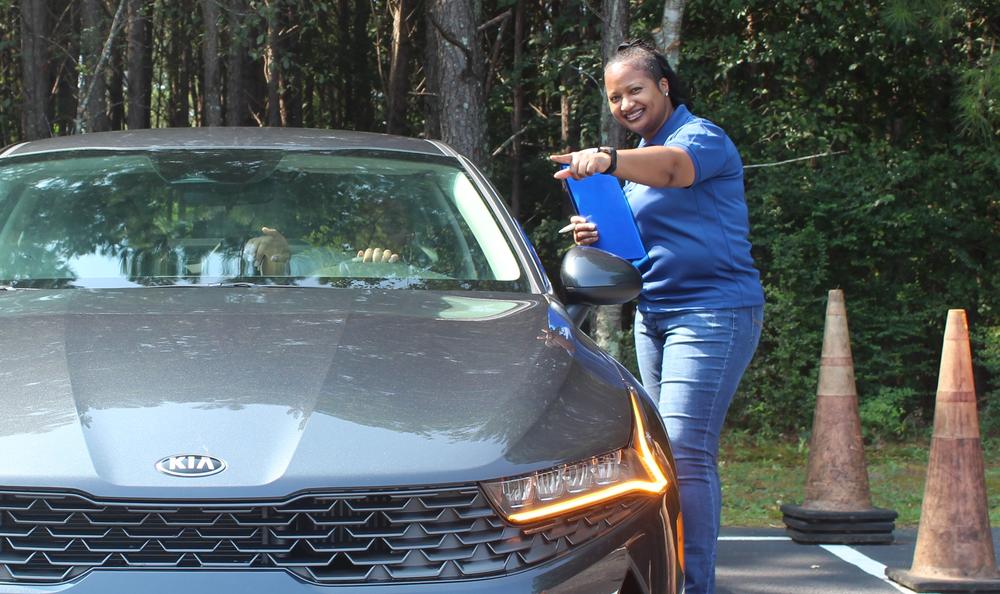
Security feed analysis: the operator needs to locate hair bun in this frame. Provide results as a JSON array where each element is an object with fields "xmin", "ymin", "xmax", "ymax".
[{"xmin": 616, "ymin": 38, "xmax": 656, "ymax": 54}]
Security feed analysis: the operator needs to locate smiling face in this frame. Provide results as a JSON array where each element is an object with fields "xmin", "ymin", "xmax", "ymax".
[{"xmin": 604, "ymin": 61, "xmax": 673, "ymax": 141}]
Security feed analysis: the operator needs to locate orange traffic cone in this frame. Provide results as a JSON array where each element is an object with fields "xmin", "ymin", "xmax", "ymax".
[
  {"xmin": 886, "ymin": 310, "xmax": 1000, "ymax": 591},
  {"xmin": 781, "ymin": 290, "xmax": 896, "ymax": 543}
]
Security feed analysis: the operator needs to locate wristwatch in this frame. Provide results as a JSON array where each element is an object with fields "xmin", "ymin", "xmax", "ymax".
[{"xmin": 597, "ymin": 146, "xmax": 618, "ymax": 175}]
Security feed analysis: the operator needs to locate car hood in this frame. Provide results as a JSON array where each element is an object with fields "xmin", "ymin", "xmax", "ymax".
[{"xmin": 0, "ymin": 288, "xmax": 631, "ymax": 498}]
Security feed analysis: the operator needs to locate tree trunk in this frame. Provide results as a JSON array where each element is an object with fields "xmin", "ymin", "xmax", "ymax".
[
  {"xmin": 560, "ymin": 91, "xmax": 572, "ymax": 149},
  {"xmin": 165, "ymin": 2, "xmax": 190, "ymax": 128},
  {"xmin": 277, "ymin": 3, "xmax": 301, "ymax": 127},
  {"xmin": 323, "ymin": 76, "xmax": 338, "ymax": 128},
  {"xmin": 0, "ymin": 3, "xmax": 18, "ymax": 143},
  {"xmin": 80, "ymin": 0, "xmax": 111, "ymax": 132},
  {"xmin": 654, "ymin": 0, "xmax": 686, "ymax": 67},
  {"xmin": 201, "ymin": 0, "xmax": 223, "ymax": 126},
  {"xmin": 225, "ymin": 0, "xmax": 248, "ymax": 126},
  {"xmin": 421, "ymin": 2, "xmax": 440, "ymax": 139},
  {"xmin": 386, "ymin": 0, "xmax": 416, "ymax": 135},
  {"xmin": 245, "ymin": 34, "xmax": 267, "ymax": 126},
  {"xmin": 264, "ymin": 0, "xmax": 281, "ymax": 126},
  {"xmin": 593, "ymin": 0, "xmax": 630, "ymax": 352},
  {"xmin": 53, "ymin": 0, "xmax": 80, "ymax": 135},
  {"xmin": 426, "ymin": 0, "xmax": 487, "ymax": 167},
  {"xmin": 281, "ymin": 67, "xmax": 302, "ymax": 127},
  {"xmin": 126, "ymin": 0, "xmax": 152, "ymax": 129},
  {"xmin": 108, "ymin": 33, "xmax": 125, "ymax": 129},
  {"xmin": 334, "ymin": 0, "xmax": 350, "ymax": 126},
  {"xmin": 509, "ymin": 0, "xmax": 526, "ymax": 217},
  {"xmin": 553, "ymin": 0, "xmax": 579, "ymax": 151},
  {"xmin": 600, "ymin": 0, "xmax": 628, "ymax": 150},
  {"xmin": 352, "ymin": 0, "xmax": 374, "ymax": 130},
  {"xmin": 19, "ymin": 0, "xmax": 50, "ymax": 140},
  {"xmin": 189, "ymin": 35, "xmax": 201, "ymax": 126},
  {"xmin": 302, "ymin": 75, "xmax": 314, "ymax": 127}
]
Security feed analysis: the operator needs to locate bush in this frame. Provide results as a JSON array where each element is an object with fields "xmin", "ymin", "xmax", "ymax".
[
  {"xmin": 729, "ymin": 142, "xmax": 1000, "ymax": 439},
  {"xmin": 672, "ymin": 0, "xmax": 1000, "ymax": 440},
  {"xmin": 976, "ymin": 325, "xmax": 1000, "ymax": 436}
]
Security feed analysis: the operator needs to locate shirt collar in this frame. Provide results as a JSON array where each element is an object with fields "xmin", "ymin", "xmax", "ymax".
[{"xmin": 638, "ymin": 104, "xmax": 692, "ymax": 147}]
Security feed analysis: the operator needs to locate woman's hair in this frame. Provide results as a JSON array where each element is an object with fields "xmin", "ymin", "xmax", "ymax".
[{"xmin": 607, "ymin": 39, "xmax": 691, "ymax": 109}]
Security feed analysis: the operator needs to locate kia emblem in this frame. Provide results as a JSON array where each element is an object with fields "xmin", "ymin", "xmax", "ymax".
[{"xmin": 155, "ymin": 454, "xmax": 227, "ymax": 478}]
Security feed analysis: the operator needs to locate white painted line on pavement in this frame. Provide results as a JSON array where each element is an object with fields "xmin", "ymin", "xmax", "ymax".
[
  {"xmin": 820, "ymin": 544, "xmax": 916, "ymax": 594},
  {"xmin": 718, "ymin": 536, "xmax": 792, "ymax": 541}
]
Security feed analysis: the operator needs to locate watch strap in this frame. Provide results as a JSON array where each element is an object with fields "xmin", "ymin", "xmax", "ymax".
[{"xmin": 598, "ymin": 146, "xmax": 618, "ymax": 175}]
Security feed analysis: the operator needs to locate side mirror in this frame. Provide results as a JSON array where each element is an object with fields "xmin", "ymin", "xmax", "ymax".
[{"xmin": 560, "ymin": 246, "xmax": 641, "ymax": 306}]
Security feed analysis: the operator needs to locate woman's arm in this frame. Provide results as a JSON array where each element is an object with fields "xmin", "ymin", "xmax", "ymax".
[{"xmin": 550, "ymin": 145, "xmax": 695, "ymax": 188}]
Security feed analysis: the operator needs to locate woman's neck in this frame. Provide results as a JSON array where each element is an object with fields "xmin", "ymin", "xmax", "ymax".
[{"xmin": 642, "ymin": 104, "xmax": 675, "ymax": 143}]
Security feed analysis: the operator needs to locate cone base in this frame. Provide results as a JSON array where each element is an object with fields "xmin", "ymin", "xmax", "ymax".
[
  {"xmin": 886, "ymin": 567, "xmax": 1000, "ymax": 593},
  {"xmin": 786, "ymin": 528, "xmax": 894, "ymax": 545},
  {"xmin": 781, "ymin": 503, "xmax": 898, "ymax": 522},
  {"xmin": 782, "ymin": 504, "xmax": 896, "ymax": 544},
  {"xmin": 783, "ymin": 515, "xmax": 895, "ymax": 534}
]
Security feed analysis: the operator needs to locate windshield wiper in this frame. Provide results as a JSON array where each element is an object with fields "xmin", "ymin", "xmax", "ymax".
[
  {"xmin": 214, "ymin": 282, "xmax": 303, "ymax": 288},
  {"xmin": 145, "ymin": 282, "xmax": 257, "ymax": 288},
  {"xmin": 148, "ymin": 282, "xmax": 301, "ymax": 288}
]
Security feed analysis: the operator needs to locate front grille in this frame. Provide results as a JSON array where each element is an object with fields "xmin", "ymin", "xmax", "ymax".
[{"xmin": 0, "ymin": 487, "xmax": 642, "ymax": 585}]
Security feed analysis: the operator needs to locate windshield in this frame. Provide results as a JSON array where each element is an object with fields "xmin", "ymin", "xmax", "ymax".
[{"xmin": 0, "ymin": 149, "xmax": 528, "ymax": 291}]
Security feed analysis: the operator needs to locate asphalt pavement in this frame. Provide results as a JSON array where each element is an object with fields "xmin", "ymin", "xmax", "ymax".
[{"xmin": 716, "ymin": 527, "xmax": 1000, "ymax": 594}]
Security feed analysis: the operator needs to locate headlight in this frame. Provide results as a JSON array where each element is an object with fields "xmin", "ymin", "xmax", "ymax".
[{"xmin": 482, "ymin": 389, "xmax": 669, "ymax": 524}]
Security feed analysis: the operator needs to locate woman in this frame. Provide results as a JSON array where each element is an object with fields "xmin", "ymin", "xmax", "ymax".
[{"xmin": 551, "ymin": 40, "xmax": 764, "ymax": 594}]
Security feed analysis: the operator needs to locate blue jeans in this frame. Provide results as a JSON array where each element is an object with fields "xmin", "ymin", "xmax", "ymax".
[{"xmin": 634, "ymin": 306, "xmax": 763, "ymax": 594}]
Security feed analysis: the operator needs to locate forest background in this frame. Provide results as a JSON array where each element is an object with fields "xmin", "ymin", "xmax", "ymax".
[{"xmin": 2, "ymin": 0, "xmax": 999, "ymax": 442}]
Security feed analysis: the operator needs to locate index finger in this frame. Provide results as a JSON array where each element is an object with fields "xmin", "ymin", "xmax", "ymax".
[
  {"xmin": 549, "ymin": 153, "xmax": 572, "ymax": 164},
  {"xmin": 553, "ymin": 168, "xmax": 575, "ymax": 180}
]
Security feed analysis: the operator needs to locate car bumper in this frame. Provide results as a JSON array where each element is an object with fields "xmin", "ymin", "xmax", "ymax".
[{"xmin": 2, "ymin": 495, "xmax": 682, "ymax": 594}]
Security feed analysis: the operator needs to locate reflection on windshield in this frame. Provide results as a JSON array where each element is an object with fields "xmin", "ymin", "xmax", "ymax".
[
  {"xmin": 0, "ymin": 150, "xmax": 525, "ymax": 291},
  {"xmin": 436, "ymin": 295, "xmax": 532, "ymax": 320}
]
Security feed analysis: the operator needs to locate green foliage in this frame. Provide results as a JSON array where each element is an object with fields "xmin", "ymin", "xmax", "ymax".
[
  {"xmin": 673, "ymin": 0, "xmax": 1000, "ymax": 439},
  {"xmin": 526, "ymin": 216, "xmax": 573, "ymax": 276},
  {"xmin": 727, "ymin": 141, "xmax": 1000, "ymax": 438},
  {"xmin": 4, "ymin": 0, "xmax": 1000, "ymax": 442},
  {"xmin": 957, "ymin": 54, "xmax": 1000, "ymax": 143},
  {"xmin": 859, "ymin": 387, "xmax": 920, "ymax": 441},
  {"xmin": 880, "ymin": 0, "xmax": 1000, "ymax": 143},
  {"xmin": 976, "ymin": 325, "xmax": 1000, "ymax": 435}
]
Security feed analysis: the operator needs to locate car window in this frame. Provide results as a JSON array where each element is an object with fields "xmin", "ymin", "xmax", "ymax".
[{"xmin": 0, "ymin": 149, "xmax": 528, "ymax": 291}]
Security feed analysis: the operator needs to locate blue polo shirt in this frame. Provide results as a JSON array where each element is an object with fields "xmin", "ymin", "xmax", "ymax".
[{"xmin": 624, "ymin": 105, "xmax": 764, "ymax": 311}]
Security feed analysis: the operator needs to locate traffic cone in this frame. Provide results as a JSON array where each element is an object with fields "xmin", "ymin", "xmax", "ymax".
[
  {"xmin": 886, "ymin": 309, "xmax": 1000, "ymax": 591},
  {"xmin": 781, "ymin": 290, "xmax": 897, "ymax": 544}
]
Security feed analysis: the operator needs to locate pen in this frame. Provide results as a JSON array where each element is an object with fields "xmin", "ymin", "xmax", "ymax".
[{"xmin": 558, "ymin": 223, "xmax": 576, "ymax": 234}]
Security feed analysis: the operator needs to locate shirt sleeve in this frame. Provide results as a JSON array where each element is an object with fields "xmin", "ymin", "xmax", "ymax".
[{"xmin": 664, "ymin": 121, "xmax": 732, "ymax": 184}]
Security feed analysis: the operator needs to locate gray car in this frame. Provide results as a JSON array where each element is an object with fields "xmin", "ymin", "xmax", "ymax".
[{"xmin": 0, "ymin": 129, "xmax": 683, "ymax": 593}]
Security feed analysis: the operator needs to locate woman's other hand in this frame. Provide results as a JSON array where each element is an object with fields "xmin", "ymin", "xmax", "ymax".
[
  {"xmin": 550, "ymin": 148, "xmax": 612, "ymax": 180},
  {"xmin": 567, "ymin": 215, "xmax": 598, "ymax": 246},
  {"xmin": 356, "ymin": 247, "xmax": 400, "ymax": 263}
]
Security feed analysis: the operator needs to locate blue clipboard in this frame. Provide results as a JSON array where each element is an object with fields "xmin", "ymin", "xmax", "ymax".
[{"xmin": 562, "ymin": 170, "xmax": 648, "ymax": 264}]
